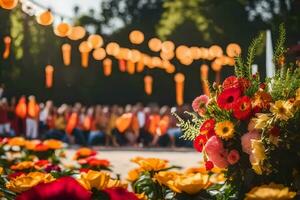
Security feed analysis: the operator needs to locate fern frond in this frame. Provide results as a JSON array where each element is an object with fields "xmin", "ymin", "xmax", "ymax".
[
  {"xmin": 245, "ymin": 33, "xmax": 264, "ymax": 78},
  {"xmin": 234, "ymin": 56, "xmax": 244, "ymax": 77},
  {"xmin": 273, "ymin": 23, "xmax": 286, "ymax": 67},
  {"xmin": 172, "ymin": 112, "xmax": 200, "ymax": 140}
]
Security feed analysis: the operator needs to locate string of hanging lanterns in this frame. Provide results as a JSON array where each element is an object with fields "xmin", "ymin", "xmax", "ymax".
[{"xmin": 1, "ymin": 1, "xmax": 242, "ymax": 105}]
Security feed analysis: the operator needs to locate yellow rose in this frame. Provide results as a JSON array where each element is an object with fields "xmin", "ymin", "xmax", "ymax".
[
  {"xmin": 43, "ymin": 139, "xmax": 63, "ymax": 150},
  {"xmin": 127, "ymin": 168, "xmax": 143, "ymax": 182},
  {"xmin": 250, "ymin": 140, "xmax": 266, "ymax": 175},
  {"xmin": 174, "ymin": 173, "xmax": 210, "ymax": 195},
  {"xmin": 133, "ymin": 157, "xmax": 169, "ymax": 171},
  {"xmin": 77, "ymin": 170, "xmax": 110, "ymax": 190},
  {"xmin": 8, "ymin": 137, "xmax": 26, "ymax": 146},
  {"xmin": 245, "ymin": 183, "xmax": 296, "ymax": 200},
  {"xmin": 6, "ymin": 172, "xmax": 54, "ymax": 193},
  {"xmin": 11, "ymin": 161, "xmax": 34, "ymax": 171},
  {"xmin": 107, "ymin": 179, "xmax": 128, "ymax": 189}
]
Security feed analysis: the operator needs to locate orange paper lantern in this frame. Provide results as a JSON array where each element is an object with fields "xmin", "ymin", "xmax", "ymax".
[
  {"xmin": 93, "ymin": 48, "xmax": 106, "ymax": 61},
  {"xmin": 61, "ymin": 43, "xmax": 71, "ymax": 66},
  {"xmin": 174, "ymin": 73, "xmax": 185, "ymax": 106},
  {"xmin": 160, "ymin": 51, "xmax": 174, "ymax": 60},
  {"xmin": 103, "ymin": 58, "xmax": 112, "ymax": 76},
  {"xmin": 36, "ymin": 10, "xmax": 53, "ymax": 26},
  {"xmin": 190, "ymin": 47, "xmax": 201, "ymax": 60},
  {"xmin": 54, "ymin": 22, "xmax": 72, "ymax": 37},
  {"xmin": 106, "ymin": 42, "xmax": 120, "ymax": 56},
  {"xmin": 129, "ymin": 30, "xmax": 144, "ymax": 44},
  {"xmin": 144, "ymin": 75, "xmax": 153, "ymax": 95},
  {"xmin": 161, "ymin": 41, "xmax": 175, "ymax": 52},
  {"xmin": 68, "ymin": 26, "xmax": 86, "ymax": 40},
  {"xmin": 119, "ymin": 59, "xmax": 126, "ymax": 72},
  {"xmin": 136, "ymin": 61, "xmax": 145, "ymax": 72},
  {"xmin": 0, "ymin": 0, "xmax": 18, "ymax": 10},
  {"xmin": 3, "ymin": 36, "xmax": 11, "ymax": 59},
  {"xmin": 127, "ymin": 60, "xmax": 135, "ymax": 74},
  {"xmin": 45, "ymin": 65, "xmax": 54, "ymax": 88},
  {"xmin": 211, "ymin": 59, "xmax": 223, "ymax": 72},
  {"xmin": 226, "ymin": 43, "xmax": 241, "ymax": 57},
  {"xmin": 209, "ymin": 45, "xmax": 223, "ymax": 58},
  {"xmin": 130, "ymin": 49, "xmax": 141, "ymax": 63},
  {"xmin": 87, "ymin": 34, "xmax": 103, "ymax": 49},
  {"xmin": 148, "ymin": 38, "xmax": 162, "ymax": 52},
  {"xmin": 165, "ymin": 64, "xmax": 175, "ymax": 74},
  {"xmin": 79, "ymin": 41, "xmax": 92, "ymax": 68}
]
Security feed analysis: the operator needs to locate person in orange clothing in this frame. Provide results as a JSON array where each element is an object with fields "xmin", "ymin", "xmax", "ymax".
[
  {"xmin": 26, "ymin": 95, "xmax": 40, "ymax": 139},
  {"xmin": 150, "ymin": 106, "xmax": 170, "ymax": 146}
]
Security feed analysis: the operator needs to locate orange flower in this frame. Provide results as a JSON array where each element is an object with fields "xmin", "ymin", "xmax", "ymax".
[
  {"xmin": 132, "ymin": 157, "xmax": 169, "ymax": 171},
  {"xmin": 25, "ymin": 140, "xmax": 41, "ymax": 150},
  {"xmin": 74, "ymin": 147, "xmax": 97, "ymax": 160},
  {"xmin": 127, "ymin": 168, "xmax": 143, "ymax": 182},
  {"xmin": 8, "ymin": 137, "xmax": 26, "ymax": 146},
  {"xmin": 252, "ymin": 91, "xmax": 272, "ymax": 110},
  {"xmin": 11, "ymin": 161, "xmax": 34, "ymax": 171},
  {"xmin": 43, "ymin": 139, "xmax": 63, "ymax": 150},
  {"xmin": 34, "ymin": 143, "xmax": 49, "ymax": 152}
]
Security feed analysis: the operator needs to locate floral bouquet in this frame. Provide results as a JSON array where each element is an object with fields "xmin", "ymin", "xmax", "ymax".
[{"xmin": 175, "ymin": 24, "xmax": 300, "ymax": 199}]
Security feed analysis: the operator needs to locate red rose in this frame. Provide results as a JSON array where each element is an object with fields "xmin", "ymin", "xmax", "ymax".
[
  {"xmin": 233, "ymin": 96, "xmax": 252, "ymax": 120},
  {"xmin": 217, "ymin": 88, "xmax": 241, "ymax": 110},
  {"xmin": 193, "ymin": 135, "xmax": 208, "ymax": 152},
  {"xmin": 205, "ymin": 161, "xmax": 214, "ymax": 171},
  {"xmin": 104, "ymin": 187, "xmax": 139, "ymax": 200},
  {"xmin": 222, "ymin": 76, "xmax": 240, "ymax": 90},
  {"xmin": 16, "ymin": 177, "xmax": 91, "ymax": 200}
]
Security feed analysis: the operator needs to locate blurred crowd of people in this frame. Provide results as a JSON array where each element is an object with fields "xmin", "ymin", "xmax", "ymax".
[{"xmin": 0, "ymin": 93, "xmax": 192, "ymax": 148}]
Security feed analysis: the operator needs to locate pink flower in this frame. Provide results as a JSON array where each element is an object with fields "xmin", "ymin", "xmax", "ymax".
[
  {"xmin": 227, "ymin": 150, "xmax": 240, "ymax": 165},
  {"xmin": 192, "ymin": 95, "xmax": 209, "ymax": 116},
  {"xmin": 205, "ymin": 136, "xmax": 229, "ymax": 168},
  {"xmin": 241, "ymin": 130, "xmax": 261, "ymax": 154}
]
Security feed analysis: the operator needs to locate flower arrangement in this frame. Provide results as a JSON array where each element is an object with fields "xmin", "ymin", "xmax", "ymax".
[
  {"xmin": 174, "ymin": 24, "xmax": 300, "ymax": 199},
  {"xmin": 127, "ymin": 157, "xmax": 225, "ymax": 200},
  {"xmin": 0, "ymin": 137, "xmax": 138, "ymax": 200}
]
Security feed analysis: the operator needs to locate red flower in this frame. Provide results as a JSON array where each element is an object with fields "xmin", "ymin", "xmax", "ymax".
[
  {"xmin": 205, "ymin": 161, "xmax": 214, "ymax": 171},
  {"xmin": 222, "ymin": 76, "xmax": 240, "ymax": 90},
  {"xmin": 104, "ymin": 187, "xmax": 139, "ymax": 200},
  {"xmin": 16, "ymin": 177, "xmax": 91, "ymax": 200},
  {"xmin": 238, "ymin": 78, "xmax": 251, "ymax": 93},
  {"xmin": 200, "ymin": 119, "xmax": 216, "ymax": 138},
  {"xmin": 34, "ymin": 143, "xmax": 49, "ymax": 152},
  {"xmin": 269, "ymin": 126, "xmax": 280, "ymax": 137},
  {"xmin": 217, "ymin": 88, "xmax": 241, "ymax": 110},
  {"xmin": 193, "ymin": 135, "xmax": 208, "ymax": 152},
  {"xmin": 79, "ymin": 168, "xmax": 91, "ymax": 173},
  {"xmin": 8, "ymin": 172, "xmax": 25, "ymax": 180},
  {"xmin": 35, "ymin": 160, "xmax": 50, "ymax": 168},
  {"xmin": 87, "ymin": 158, "xmax": 110, "ymax": 167},
  {"xmin": 233, "ymin": 96, "xmax": 252, "ymax": 120}
]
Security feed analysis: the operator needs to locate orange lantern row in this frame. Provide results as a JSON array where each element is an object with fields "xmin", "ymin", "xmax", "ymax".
[
  {"xmin": 3, "ymin": 36, "xmax": 11, "ymax": 59},
  {"xmin": 0, "ymin": 0, "xmax": 18, "ymax": 10},
  {"xmin": 129, "ymin": 30, "xmax": 144, "ymax": 45},
  {"xmin": 200, "ymin": 64, "xmax": 210, "ymax": 96},
  {"xmin": 174, "ymin": 73, "xmax": 185, "ymax": 106},
  {"xmin": 68, "ymin": 26, "xmax": 86, "ymax": 41},
  {"xmin": 144, "ymin": 75, "xmax": 153, "ymax": 95},
  {"xmin": 226, "ymin": 43, "xmax": 241, "ymax": 57},
  {"xmin": 79, "ymin": 41, "xmax": 92, "ymax": 68},
  {"xmin": 88, "ymin": 34, "xmax": 103, "ymax": 49},
  {"xmin": 54, "ymin": 22, "xmax": 72, "ymax": 37},
  {"xmin": 36, "ymin": 10, "xmax": 53, "ymax": 26},
  {"xmin": 62, "ymin": 43, "xmax": 71, "ymax": 66},
  {"xmin": 103, "ymin": 58, "xmax": 112, "ymax": 76},
  {"xmin": 45, "ymin": 65, "xmax": 54, "ymax": 88}
]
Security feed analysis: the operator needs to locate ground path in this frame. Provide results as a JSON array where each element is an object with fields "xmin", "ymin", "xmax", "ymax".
[{"xmin": 66, "ymin": 147, "xmax": 201, "ymax": 179}]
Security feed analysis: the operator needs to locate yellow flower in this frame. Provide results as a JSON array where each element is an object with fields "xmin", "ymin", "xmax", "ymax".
[
  {"xmin": 209, "ymin": 173, "xmax": 226, "ymax": 184},
  {"xmin": 0, "ymin": 167, "xmax": 3, "ymax": 175},
  {"xmin": 270, "ymin": 100, "xmax": 294, "ymax": 121},
  {"xmin": 11, "ymin": 161, "xmax": 34, "ymax": 171},
  {"xmin": 133, "ymin": 157, "xmax": 169, "ymax": 171},
  {"xmin": 174, "ymin": 173, "xmax": 210, "ymax": 194},
  {"xmin": 253, "ymin": 113, "xmax": 272, "ymax": 129},
  {"xmin": 245, "ymin": 183, "xmax": 296, "ymax": 200},
  {"xmin": 6, "ymin": 172, "xmax": 54, "ymax": 193},
  {"xmin": 215, "ymin": 121, "xmax": 234, "ymax": 140},
  {"xmin": 43, "ymin": 139, "xmax": 63, "ymax": 150},
  {"xmin": 154, "ymin": 171, "xmax": 182, "ymax": 193},
  {"xmin": 252, "ymin": 91, "xmax": 272, "ymax": 109},
  {"xmin": 135, "ymin": 192, "xmax": 148, "ymax": 200},
  {"xmin": 8, "ymin": 137, "xmax": 26, "ymax": 146},
  {"xmin": 24, "ymin": 140, "xmax": 41, "ymax": 150},
  {"xmin": 127, "ymin": 168, "xmax": 143, "ymax": 182},
  {"xmin": 250, "ymin": 140, "xmax": 266, "ymax": 175},
  {"xmin": 107, "ymin": 179, "xmax": 128, "ymax": 189},
  {"xmin": 77, "ymin": 170, "xmax": 110, "ymax": 190}
]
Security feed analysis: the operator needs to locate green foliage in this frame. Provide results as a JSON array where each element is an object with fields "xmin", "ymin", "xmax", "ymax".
[
  {"xmin": 172, "ymin": 112, "xmax": 201, "ymax": 140},
  {"xmin": 133, "ymin": 171, "xmax": 176, "ymax": 200},
  {"xmin": 273, "ymin": 23, "xmax": 286, "ymax": 67},
  {"xmin": 10, "ymin": 7, "xmax": 24, "ymax": 60},
  {"xmin": 234, "ymin": 32, "xmax": 263, "ymax": 78},
  {"xmin": 267, "ymin": 66, "xmax": 300, "ymax": 101},
  {"xmin": 207, "ymin": 183, "xmax": 238, "ymax": 200}
]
